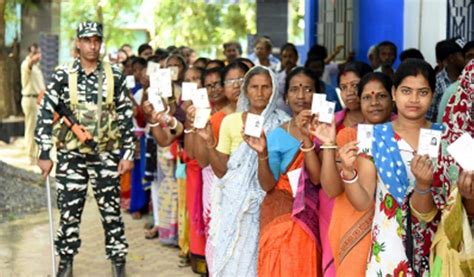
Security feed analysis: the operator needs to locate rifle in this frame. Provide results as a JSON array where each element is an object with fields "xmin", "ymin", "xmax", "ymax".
[
  {"xmin": 56, "ymin": 101, "xmax": 98, "ymax": 150},
  {"xmin": 38, "ymin": 90, "xmax": 98, "ymax": 150}
]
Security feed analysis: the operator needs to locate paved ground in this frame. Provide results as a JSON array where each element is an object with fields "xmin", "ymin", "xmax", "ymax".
[{"xmin": 0, "ymin": 138, "xmax": 195, "ymax": 277}]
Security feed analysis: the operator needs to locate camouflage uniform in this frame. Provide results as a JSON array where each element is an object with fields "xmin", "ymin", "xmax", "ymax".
[{"xmin": 35, "ymin": 51, "xmax": 135, "ymax": 261}]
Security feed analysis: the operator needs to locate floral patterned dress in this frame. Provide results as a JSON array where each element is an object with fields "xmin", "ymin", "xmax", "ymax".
[{"xmin": 367, "ymin": 123, "xmax": 444, "ymax": 277}]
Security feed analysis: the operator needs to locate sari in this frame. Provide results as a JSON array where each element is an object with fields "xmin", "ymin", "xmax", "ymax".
[
  {"xmin": 177, "ymin": 150, "xmax": 190, "ymax": 258},
  {"xmin": 328, "ymin": 127, "xmax": 373, "ymax": 277},
  {"xmin": 185, "ymin": 155, "xmax": 207, "ymax": 273},
  {"xmin": 155, "ymin": 97, "xmax": 186, "ymax": 245},
  {"xmin": 317, "ymin": 109, "xmax": 347, "ymax": 276},
  {"xmin": 119, "ymin": 171, "xmax": 131, "ymax": 210},
  {"xmin": 130, "ymin": 88, "xmax": 149, "ymax": 214},
  {"xmin": 430, "ymin": 60, "xmax": 474, "ymax": 276},
  {"xmin": 157, "ymin": 145, "xmax": 179, "ymax": 245},
  {"xmin": 202, "ymin": 166, "xmax": 216, "ymax": 274},
  {"xmin": 129, "ymin": 135, "xmax": 149, "ymax": 214},
  {"xmin": 202, "ymin": 110, "xmax": 227, "ymax": 275},
  {"xmin": 210, "ymin": 66, "xmax": 290, "ymax": 276},
  {"xmin": 258, "ymin": 127, "xmax": 320, "ymax": 277},
  {"xmin": 367, "ymin": 122, "xmax": 443, "ymax": 276}
]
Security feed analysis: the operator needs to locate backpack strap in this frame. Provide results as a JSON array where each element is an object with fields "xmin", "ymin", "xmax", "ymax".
[
  {"xmin": 103, "ymin": 61, "xmax": 114, "ymax": 105},
  {"xmin": 68, "ymin": 65, "xmax": 78, "ymax": 108}
]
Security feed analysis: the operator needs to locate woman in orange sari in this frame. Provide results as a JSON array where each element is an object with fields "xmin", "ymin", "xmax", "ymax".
[
  {"xmin": 328, "ymin": 72, "xmax": 394, "ymax": 276},
  {"xmin": 245, "ymin": 67, "xmax": 323, "ymax": 276}
]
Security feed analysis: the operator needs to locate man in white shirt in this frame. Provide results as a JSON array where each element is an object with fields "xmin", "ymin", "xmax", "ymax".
[
  {"xmin": 374, "ymin": 40, "xmax": 397, "ymax": 79},
  {"xmin": 21, "ymin": 43, "xmax": 45, "ymax": 164}
]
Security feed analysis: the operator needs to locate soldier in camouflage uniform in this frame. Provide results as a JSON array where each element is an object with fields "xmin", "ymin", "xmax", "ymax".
[{"xmin": 35, "ymin": 21, "xmax": 135, "ymax": 277}]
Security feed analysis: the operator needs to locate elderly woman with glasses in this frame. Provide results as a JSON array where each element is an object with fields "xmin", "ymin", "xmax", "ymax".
[{"xmin": 185, "ymin": 61, "xmax": 250, "ymax": 275}]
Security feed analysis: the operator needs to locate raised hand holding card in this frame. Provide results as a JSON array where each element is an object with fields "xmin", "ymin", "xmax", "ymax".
[
  {"xmin": 125, "ymin": 75, "xmax": 136, "ymax": 89},
  {"xmin": 357, "ymin": 124, "xmax": 374, "ymax": 154},
  {"xmin": 447, "ymin": 133, "xmax": 474, "ymax": 171},
  {"xmin": 148, "ymin": 91, "xmax": 165, "ymax": 113},
  {"xmin": 149, "ymin": 72, "xmax": 159, "ymax": 91},
  {"xmin": 193, "ymin": 108, "xmax": 212, "ymax": 129},
  {"xmin": 169, "ymin": 66, "xmax": 179, "ymax": 81},
  {"xmin": 311, "ymin": 93, "xmax": 326, "ymax": 115},
  {"xmin": 182, "ymin": 82, "xmax": 198, "ymax": 101},
  {"xmin": 147, "ymin": 61, "xmax": 160, "ymax": 76},
  {"xmin": 157, "ymin": 69, "xmax": 173, "ymax": 98},
  {"xmin": 318, "ymin": 101, "xmax": 336, "ymax": 124},
  {"xmin": 417, "ymin": 128, "xmax": 442, "ymax": 158},
  {"xmin": 192, "ymin": 88, "xmax": 210, "ymax": 109},
  {"xmin": 244, "ymin": 113, "xmax": 264, "ymax": 138}
]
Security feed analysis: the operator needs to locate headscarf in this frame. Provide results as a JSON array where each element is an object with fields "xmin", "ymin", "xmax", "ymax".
[
  {"xmin": 434, "ymin": 60, "xmax": 474, "ymax": 206},
  {"xmin": 211, "ymin": 66, "xmax": 290, "ymax": 276}
]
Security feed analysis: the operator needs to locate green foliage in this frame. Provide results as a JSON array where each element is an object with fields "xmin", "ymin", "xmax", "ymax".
[
  {"xmin": 59, "ymin": 0, "xmax": 255, "ymax": 56},
  {"xmin": 4, "ymin": 0, "xmax": 22, "ymax": 23},
  {"xmin": 288, "ymin": 0, "xmax": 304, "ymax": 45},
  {"xmin": 153, "ymin": 0, "xmax": 256, "ymax": 55},
  {"xmin": 3, "ymin": 0, "xmax": 36, "ymax": 42},
  {"xmin": 61, "ymin": 0, "xmax": 142, "ymax": 51}
]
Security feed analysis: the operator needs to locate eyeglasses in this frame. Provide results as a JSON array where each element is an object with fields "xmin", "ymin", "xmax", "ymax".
[
  {"xmin": 205, "ymin": 82, "xmax": 222, "ymax": 90},
  {"xmin": 224, "ymin": 77, "xmax": 244, "ymax": 87},
  {"xmin": 288, "ymin": 86, "xmax": 314, "ymax": 94},
  {"xmin": 340, "ymin": 81, "xmax": 359, "ymax": 92}
]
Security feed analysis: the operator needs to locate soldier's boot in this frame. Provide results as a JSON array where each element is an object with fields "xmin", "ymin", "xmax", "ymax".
[
  {"xmin": 111, "ymin": 257, "xmax": 126, "ymax": 277},
  {"xmin": 57, "ymin": 257, "xmax": 73, "ymax": 277}
]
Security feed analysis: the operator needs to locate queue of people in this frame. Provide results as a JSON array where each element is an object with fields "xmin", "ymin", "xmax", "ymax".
[{"xmin": 33, "ymin": 21, "xmax": 474, "ymax": 277}]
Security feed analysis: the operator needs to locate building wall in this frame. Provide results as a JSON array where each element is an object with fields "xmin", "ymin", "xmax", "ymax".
[
  {"xmin": 297, "ymin": 0, "xmax": 317, "ymax": 64},
  {"xmin": 256, "ymin": 0, "xmax": 288, "ymax": 52},
  {"xmin": 21, "ymin": 0, "xmax": 61, "ymax": 82},
  {"xmin": 312, "ymin": 0, "xmax": 468, "ymax": 68},
  {"xmin": 404, "ymin": 0, "xmax": 447, "ymax": 66},
  {"xmin": 317, "ymin": 0, "xmax": 354, "ymax": 62},
  {"xmin": 353, "ymin": 0, "xmax": 404, "ymax": 67},
  {"xmin": 447, "ymin": 0, "xmax": 474, "ymax": 41},
  {"xmin": 21, "ymin": 0, "xmax": 61, "ymax": 60}
]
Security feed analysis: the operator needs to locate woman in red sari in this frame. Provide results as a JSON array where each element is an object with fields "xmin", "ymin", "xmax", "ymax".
[{"xmin": 187, "ymin": 61, "xmax": 250, "ymax": 276}]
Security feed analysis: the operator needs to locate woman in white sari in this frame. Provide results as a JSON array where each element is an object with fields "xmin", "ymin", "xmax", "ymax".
[{"xmin": 204, "ymin": 66, "xmax": 289, "ymax": 276}]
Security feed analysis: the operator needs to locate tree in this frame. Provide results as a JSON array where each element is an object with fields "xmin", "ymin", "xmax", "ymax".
[
  {"xmin": 61, "ymin": 0, "xmax": 142, "ymax": 52},
  {"xmin": 0, "ymin": 0, "xmax": 35, "ymax": 119},
  {"xmin": 152, "ymin": 0, "xmax": 256, "ymax": 56},
  {"xmin": 0, "ymin": 0, "xmax": 7, "ymax": 118}
]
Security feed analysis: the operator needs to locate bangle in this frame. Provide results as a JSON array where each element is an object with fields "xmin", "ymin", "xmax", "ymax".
[
  {"xmin": 322, "ymin": 142, "xmax": 336, "ymax": 146},
  {"xmin": 169, "ymin": 117, "xmax": 178, "ymax": 130},
  {"xmin": 184, "ymin": 128, "xmax": 195, "ymax": 134},
  {"xmin": 148, "ymin": 121, "xmax": 161, "ymax": 127},
  {"xmin": 258, "ymin": 155, "xmax": 269, "ymax": 160},
  {"xmin": 340, "ymin": 169, "xmax": 358, "ymax": 184},
  {"xmin": 320, "ymin": 144, "xmax": 337, "ymax": 150},
  {"xmin": 300, "ymin": 142, "xmax": 316, "ymax": 152},
  {"xmin": 414, "ymin": 186, "xmax": 431, "ymax": 195}
]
